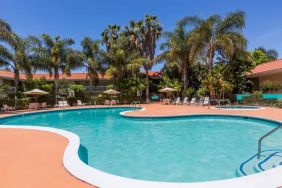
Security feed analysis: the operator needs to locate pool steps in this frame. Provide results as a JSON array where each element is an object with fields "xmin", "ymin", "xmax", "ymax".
[{"xmin": 237, "ymin": 150, "xmax": 282, "ymax": 177}]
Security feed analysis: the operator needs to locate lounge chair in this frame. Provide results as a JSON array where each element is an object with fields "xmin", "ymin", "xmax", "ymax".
[
  {"xmin": 111, "ymin": 100, "xmax": 117, "ymax": 106},
  {"xmin": 182, "ymin": 97, "xmax": 188, "ymax": 105},
  {"xmin": 58, "ymin": 101, "xmax": 64, "ymax": 108},
  {"xmin": 201, "ymin": 97, "xmax": 210, "ymax": 106},
  {"xmin": 39, "ymin": 102, "xmax": 47, "ymax": 109},
  {"xmin": 77, "ymin": 100, "xmax": 85, "ymax": 106},
  {"xmin": 28, "ymin": 103, "xmax": 38, "ymax": 110},
  {"xmin": 63, "ymin": 101, "xmax": 70, "ymax": 107},
  {"xmin": 105, "ymin": 100, "xmax": 110, "ymax": 106},
  {"xmin": 1, "ymin": 104, "xmax": 15, "ymax": 112},
  {"xmin": 189, "ymin": 98, "xmax": 196, "ymax": 105},
  {"xmin": 175, "ymin": 97, "xmax": 181, "ymax": 105},
  {"xmin": 196, "ymin": 97, "xmax": 204, "ymax": 105}
]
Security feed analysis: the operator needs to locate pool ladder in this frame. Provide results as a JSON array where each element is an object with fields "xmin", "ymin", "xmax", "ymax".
[
  {"xmin": 130, "ymin": 101, "xmax": 141, "ymax": 108},
  {"xmin": 217, "ymin": 99, "xmax": 231, "ymax": 109},
  {"xmin": 257, "ymin": 124, "xmax": 282, "ymax": 159}
]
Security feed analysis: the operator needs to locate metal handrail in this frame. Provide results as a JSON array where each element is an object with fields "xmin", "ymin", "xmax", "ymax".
[
  {"xmin": 130, "ymin": 101, "xmax": 141, "ymax": 108},
  {"xmin": 208, "ymin": 99, "xmax": 218, "ymax": 109},
  {"xmin": 218, "ymin": 99, "xmax": 231, "ymax": 109},
  {"xmin": 257, "ymin": 125, "xmax": 282, "ymax": 159},
  {"xmin": 135, "ymin": 101, "xmax": 140, "ymax": 108},
  {"xmin": 130, "ymin": 101, "xmax": 136, "ymax": 108}
]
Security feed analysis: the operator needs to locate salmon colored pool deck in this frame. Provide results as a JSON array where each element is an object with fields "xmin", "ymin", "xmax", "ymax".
[
  {"xmin": 0, "ymin": 128, "xmax": 96, "ymax": 188},
  {"xmin": 126, "ymin": 104, "xmax": 282, "ymax": 121},
  {"xmin": 0, "ymin": 104, "xmax": 282, "ymax": 188}
]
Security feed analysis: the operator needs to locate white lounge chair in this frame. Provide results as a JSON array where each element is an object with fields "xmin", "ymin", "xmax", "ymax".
[
  {"xmin": 63, "ymin": 101, "xmax": 70, "ymax": 107},
  {"xmin": 201, "ymin": 97, "xmax": 210, "ymax": 106},
  {"xmin": 189, "ymin": 98, "xmax": 196, "ymax": 105},
  {"xmin": 175, "ymin": 97, "xmax": 181, "ymax": 105},
  {"xmin": 77, "ymin": 100, "xmax": 85, "ymax": 106},
  {"xmin": 182, "ymin": 97, "xmax": 188, "ymax": 105},
  {"xmin": 58, "ymin": 101, "xmax": 64, "ymax": 108},
  {"xmin": 39, "ymin": 102, "xmax": 47, "ymax": 109},
  {"xmin": 1, "ymin": 104, "xmax": 15, "ymax": 112},
  {"xmin": 196, "ymin": 97, "xmax": 204, "ymax": 105},
  {"xmin": 105, "ymin": 100, "xmax": 110, "ymax": 106},
  {"xmin": 111, "ymin": 100, "xmax": 117, "ymax": 106},
  {"xmin": 28, "ymin": 103, "xmax": 38, "ymax": 110}
]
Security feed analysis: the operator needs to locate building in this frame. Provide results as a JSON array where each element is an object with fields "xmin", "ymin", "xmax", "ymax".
[
  {"xmin": 0, "ymin": 70, "xmax": 162, "ymax": 94},
  {"xmin": 247, "ymin": 59, "xmax": 282, "ymax": 90},
  {"xmin": 0, "ymin": 70, "xmax": 112, "ymax": 94}
]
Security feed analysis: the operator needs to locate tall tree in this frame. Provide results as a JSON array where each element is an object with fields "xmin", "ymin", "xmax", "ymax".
[
  {"xmin": 159, "ymin": 17, "xmax": 200, "ymax": 97},
  {"xmin": 189, "ymin": 10, "xmax": 247, "ymax": 73},
  {"xmin": 34, "ymin": 34, "xmax": 83, "ymax": 103},
  {"xmin": 0, "ymin": 19, "xmax": 34, "ymax": 96},
  {"xmin": 81, "ymin": 37, "xmax": 105, "ymax": 94},
  {"xmin": 125, "ymin": 15, "xmax": 162, "ymax": 103},
  {"xmin": 252, "ymin": 47, "xmax": 279, "ymax": 65},
  {"xmin": 102, "ymin": 25, "xmax": 145, "ymax": 83}
]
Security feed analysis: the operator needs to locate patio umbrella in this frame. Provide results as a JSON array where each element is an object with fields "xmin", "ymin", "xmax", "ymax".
[
  {"xmin": 24, "ymin": 89, "xmax": 49, "ymax": 103},
  {"xmin": 103, "ymin": 89, "xmax": 120, "ymax": 95},
  {"xmin": 159, "ymin": 87, "xmax": 177, "ymax": 98},
  {"xmin": 103, "ymin": 89, "xmax": 120, "ymax": 100}
]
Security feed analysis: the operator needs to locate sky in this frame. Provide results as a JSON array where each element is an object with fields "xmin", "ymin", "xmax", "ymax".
[{"xmin": 1, "ymin": 0, "xmax": 282, "ymax": 71}]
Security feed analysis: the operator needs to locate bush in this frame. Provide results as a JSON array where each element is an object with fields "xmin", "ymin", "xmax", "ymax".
[
  {"xmin": 196, "ymin": 87, "xmax": 209, "ymax": 97},
  {"xmin": 260, "ymin": 81, "xmax": 281, "ymax": 93}
]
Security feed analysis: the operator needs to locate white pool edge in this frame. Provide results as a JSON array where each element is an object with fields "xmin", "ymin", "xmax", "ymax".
[
  {"xmin": 1, "ymin": 107, "xmax": 282, "ymax": 188},
  {"xmin": 0, "ymin": 125, "xmax": 282, "ymax": 188}
]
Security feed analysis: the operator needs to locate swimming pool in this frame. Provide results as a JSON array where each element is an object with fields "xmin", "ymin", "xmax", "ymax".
[
  {"xmin": 214, "ymin": 105, "xmax": 263, "ymax": 110},
  {"xmin": 0, "ymin": 107, "xmax": 281, "ymax": 183}
]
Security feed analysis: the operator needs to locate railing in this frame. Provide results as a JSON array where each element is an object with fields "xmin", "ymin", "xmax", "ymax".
[
  {"xmin": 208, "ymin": 99, "xmax": 218, "ymax": 109},
  {"xmin": 217, "ymin": 99, "xmax": 231, "ymax": 109},
  {"xmin": 130, "ymin": 101, "xmax": 141, "ymax": 108},
  {"xmin": 89, "ymin": 100, "xmax": 97, "ymax": 108},
  {"xmin": 257, "ymin": 124, "xmax": 282, "ymax": 159}
]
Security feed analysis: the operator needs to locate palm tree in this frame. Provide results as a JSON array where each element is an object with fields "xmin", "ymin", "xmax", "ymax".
[
  {"xmin": 0, "ymin": 19, "xmax": 33, "ymax": 96},
  {"xmin": 188, "ymin": 10, "xmax": 247, "ymax": 73},
  {"xmin": 102, "ymin": 26, "xmax": 145, "ymax": 83},
  {"xmin": 125, "ymin": 15, "xmax": 162, "ymax": 103},
  {"xmin": 159, "ymin": 17, "xmax": 201, "ymax": 97},
  {"xmin": 81, "ymin": 37, "xmax": 105, "ymax": 94},
  {"xmin": 34, "ymin": 34, "xmax": 83, "ymax": 103}
]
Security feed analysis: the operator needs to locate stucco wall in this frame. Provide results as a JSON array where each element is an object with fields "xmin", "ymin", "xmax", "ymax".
[{"xmin": 259, "ymin": 72, "xmax": 282, "ymax": 85}]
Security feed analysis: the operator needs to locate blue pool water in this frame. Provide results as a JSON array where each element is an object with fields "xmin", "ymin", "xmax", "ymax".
[{"xmin": 0, "ymin": 107, "xmax": 282, "ymax": 182}]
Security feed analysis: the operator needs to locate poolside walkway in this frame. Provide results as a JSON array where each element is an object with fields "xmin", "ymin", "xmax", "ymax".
[
  {"xmin": 0, "ymin": 128, "xmax": 96, "ymax": 188},
  {"xmin": 0, "ymin": 103, "xmax": 282, "ymax": 188},
  {"xmin": 125, "ymin": 103, "xmax": 282, "ymax": 121}
]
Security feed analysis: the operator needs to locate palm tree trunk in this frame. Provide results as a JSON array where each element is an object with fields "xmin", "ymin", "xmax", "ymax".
[
  {"xmin": 13, "ymin": 69, "xmax": 20, "ymax": 100},
  {"xmin": 89, "ymin": 76, "xmax": 93, "ymax": 94},
  {"xmin": 182, "ymin": 63, "xmax": 188, "ymax": 98},
  {"xmin": 208, "ymin": 43, "xmax": 214, "ymax": 74},
  {"xmin": 54, "ymin": 71, "xmax": 59, "ymax": 104},
  {"xmin": 145, "ymin": 69, "xmax": 150, "ymax": 103}
]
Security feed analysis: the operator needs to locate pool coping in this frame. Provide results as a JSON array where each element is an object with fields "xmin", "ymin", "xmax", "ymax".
[
  {"xmin": 212, "ymin": 106, "xmax": 265, "ymax": 110},
  {"xmin": 1, "ymin": 107, "xmax": 282, "ymax": 188}
]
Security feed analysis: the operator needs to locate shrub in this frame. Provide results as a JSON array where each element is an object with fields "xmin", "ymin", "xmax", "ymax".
[
  {"xmin": 241, "ymin": 91, "xmax": 263, "ymax": 105},
  {"xmin": 196, "ymin": 87, "xmax": 209, "ymax": 97},
  {"xmin": 260, "ymin": 81, "xmax": 281, "ymax": 93}
]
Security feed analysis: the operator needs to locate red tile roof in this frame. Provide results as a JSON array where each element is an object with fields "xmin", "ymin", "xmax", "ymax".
[
  {"xmin": 1, "ymin": 70, "xmax": 162, "ymax": 80},
  {"xmin": 146, "ymin": 71, "xmax": 162, "ymax": 77},
  {"xmin": 247, "ymin": 59, "xmax": 282, "ymax": 78},
  {"xmin": 0, "ymin": 70, "xmax": 26, "ymax": 80},
  {"xmin": 0, "ymin": 70, "xmax": 111, "ymax": 80}
]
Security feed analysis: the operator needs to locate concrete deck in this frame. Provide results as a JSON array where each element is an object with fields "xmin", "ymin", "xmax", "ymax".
[
  {"xmin": 0, "ymin": 128, "xmax": 96, "ymax": 188},
  {"xmin": 125, "ymin": 103, "xmax": 282, "ymax": 121},
  {"xmin": 0, "ymin": 104, "xmax": 282, "ymax": 188}
]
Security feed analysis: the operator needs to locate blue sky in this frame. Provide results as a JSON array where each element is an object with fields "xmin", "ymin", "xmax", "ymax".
[{"xmin": 1, "ymin": 0, "xmax": 282, "ymax": 70}]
